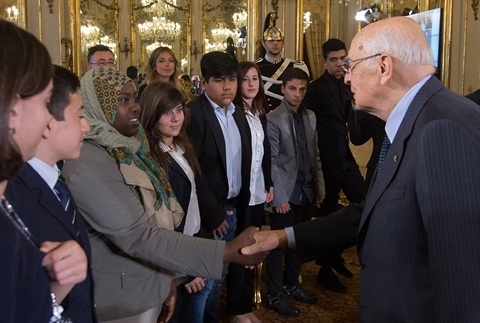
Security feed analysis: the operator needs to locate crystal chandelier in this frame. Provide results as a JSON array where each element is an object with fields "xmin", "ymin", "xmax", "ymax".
[
  {"xmin": 4, "ymin": 5, "xmax": 19, "ymax": 22},
  {"xmin": 232, "ymin": 11, "xmax": 247, "ymax": 31},
  {"xmin": 137, "ymin": 16, "xmax": 181, "ymax": 44},
  {"xmin": 303, "ymin": 11, "xmax": 312, "ymax": 32},
  {"xmin": 80, "ymin": 24, "xmax": 116, "ymax": 54},
  {"xmin": 81, "ymin": 24, "xmax": 100, "ymax": 52},
  {"xmin": 140, "ymin": 0, "xmax": 176, "ymax": 17},
  {"xmin": 205, "ymin": 27, "xmax": 236, "ymax": 53},
  {"xmin": 146, "ymin": 41, "xmax": 172, "ymax": 55},
  {"xmin": 232, "ymin": 11, "xmax": 248, "ymax": 54}
]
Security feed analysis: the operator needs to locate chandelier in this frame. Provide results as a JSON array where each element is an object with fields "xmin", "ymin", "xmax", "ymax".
[
  {"xmin": 205, "ymin": 27, "xmax": 236, "ymax": 53},
  {"xmin": 303, "ymin": 11, "xmax": 312, "ymax": 32},
  {"xmin": 80, "ymin": 24, "xmax": 116, "ymax": 54},
  {"xmin": 232, "ymin": 11, "xmax": 247, "ymax": 31},
  {"xmin": 4, "ymin": 5, "xmax": 19, "ymax": 22},
  {"xmin": 140, "ymin": 0, "xmax": 176, "ymax": 17},
  {"xmin": 137, "ymin": 16, "xmax": 181, "ymax": 44},
  {"xmin": 146, "ymin": 41, "xmax": 172, "ymax": 55}
]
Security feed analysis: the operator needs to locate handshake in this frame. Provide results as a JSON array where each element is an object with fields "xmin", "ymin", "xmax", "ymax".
[{"xmin": 223, "ymin": 226, "xmax": 287, "ymax": 266}]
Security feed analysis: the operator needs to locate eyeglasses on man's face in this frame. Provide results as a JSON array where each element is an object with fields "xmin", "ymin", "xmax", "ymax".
[
  {"xmin": 341, "ymin": 53, "xmax": 381, "ymax": 75},
  {"xmin": 90, "ymin": 59, "xmax": 116, "ymax": 67}
]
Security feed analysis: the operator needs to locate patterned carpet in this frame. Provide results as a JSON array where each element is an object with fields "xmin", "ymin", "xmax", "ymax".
[{"xmin": 220, "ymin": 246, "xmax": 360, "ymax": 322}]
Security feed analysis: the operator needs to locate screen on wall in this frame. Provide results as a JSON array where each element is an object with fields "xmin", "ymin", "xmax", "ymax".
[{"xmin": 408, "ymin": 8, "xmax": 442, "ymax": 79}]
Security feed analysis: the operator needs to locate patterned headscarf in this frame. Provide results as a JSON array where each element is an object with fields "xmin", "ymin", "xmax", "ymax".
[{"xmin": 80, "ymin": 67, "xmax": 175, "ymax": 210}]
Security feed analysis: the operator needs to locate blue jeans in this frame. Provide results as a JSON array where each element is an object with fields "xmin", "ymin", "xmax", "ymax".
[{"xmin": 190, "ymin": 204, "xmax": 237, "ymax": 323}]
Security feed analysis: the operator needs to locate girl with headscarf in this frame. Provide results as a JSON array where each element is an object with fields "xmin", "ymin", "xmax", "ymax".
[{"xmin": 62, "ymin": 67, "xmax": 255, "ymax": 322}]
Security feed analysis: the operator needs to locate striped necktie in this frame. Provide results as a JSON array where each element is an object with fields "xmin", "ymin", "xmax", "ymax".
[
  {"xmin": 377, "ymin": 134, "xmax": 391, "ymax": 174},
  {"xmin": 54, "ymin": 177, "xmax": 79, "ymax": 236}
]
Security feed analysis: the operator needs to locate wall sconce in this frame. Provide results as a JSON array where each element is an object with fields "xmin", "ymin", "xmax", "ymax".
[
  {"xmin": 119, "ymin": 37, "xmax": 134, "ymax": 59},
  {"xmin": 190, "ymin": 40, "xmax": 203, "ymax": 62},
  {"xmin": 46, "ymin": 0, "xmax": 54, "ymax": 14}
]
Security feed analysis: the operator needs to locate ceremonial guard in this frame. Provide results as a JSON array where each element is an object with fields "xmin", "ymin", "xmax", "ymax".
[{"xmin": 256, "ymin": 12, "xmax": 310, "ymax": 110}]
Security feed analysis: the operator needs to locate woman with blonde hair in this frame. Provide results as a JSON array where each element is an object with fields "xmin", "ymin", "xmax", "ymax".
[{"xmin": 138, "ymin": 47, "xmax": 183, "ymax": 99}]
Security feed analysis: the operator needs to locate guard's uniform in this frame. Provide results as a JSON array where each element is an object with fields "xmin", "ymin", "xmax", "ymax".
[{"xmin": 257, "ymin": 57, "xmax": 310, "ymax": 111}]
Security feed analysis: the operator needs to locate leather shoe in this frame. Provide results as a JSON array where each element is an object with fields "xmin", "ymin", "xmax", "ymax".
[
  {"xmin": 284, "ymin": 284, "xmax": 318, "ymax": 304},
  {"xmin": 332, "ymin": 261, "xmax": 353, "ymax": 278},
  {"xmin": 317, "ymin": 267, "xmax": 347, "ymax": 293},
  {"xmin": 267, "ymin": 292, "xmax": 300, "ymax": 317}
]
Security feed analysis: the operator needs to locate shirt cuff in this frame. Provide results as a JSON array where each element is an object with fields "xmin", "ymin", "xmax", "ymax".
[{"xmin": 285, "ymin": 227, "xmax": 297, "ymax": 249}]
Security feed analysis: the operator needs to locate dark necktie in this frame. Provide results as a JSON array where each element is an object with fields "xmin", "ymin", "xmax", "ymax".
[
  {"xmin": 377, "ymin": 134, "xmax": 391, "ymax": 174},
  {"xmin": 54, "ymin": 177, "xmax": 79, "ymax": 236}
]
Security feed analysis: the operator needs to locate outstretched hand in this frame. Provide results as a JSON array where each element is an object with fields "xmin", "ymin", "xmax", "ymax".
[
  {"xmin": 240, "ymin": 229, "xmax": 288, "ymax": 256},
  {"xmin": 224, "ymin": 226, "xmax": 269, "ymax": 266}
]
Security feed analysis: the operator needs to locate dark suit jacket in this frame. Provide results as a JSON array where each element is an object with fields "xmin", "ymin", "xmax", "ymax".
[
  {"xmin": 187, "ymin": 93, "xmax": 252, "ymax": 232},
  {"xmin": 293, "ymin": 203, "xmax": 362, "ymax": 260},
  {"xmin": 5, "ymin": 163, "xmax": 97, "ymax": 323},
  {"xmin": 466, "ymin": 88, "xmax": 480, "ymax": 105},
  {"xmin": 303, "ymin": 70, "xmax": 355, "ymax": 170},
  {"xmin": 357, "ymin": 77, "xmax": 480, "ymax": 321},
  {"xmin": 348, "ymin": 108, "xmax": 385, "ymax": 187}
]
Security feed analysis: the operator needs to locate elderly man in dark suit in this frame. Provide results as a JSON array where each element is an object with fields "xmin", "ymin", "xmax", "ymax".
[
  {"xmin": 243, "ymin": 16, "xmax": 480, "ymax": 322},
  {"xmin": 5, "ymin": 66, "xmax": 96, "ymax": 322}
]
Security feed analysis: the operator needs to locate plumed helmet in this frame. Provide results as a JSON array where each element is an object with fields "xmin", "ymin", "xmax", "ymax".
[
  {"xmin": 263, "ymin": 12, "xmax": 284, "ymax": 41},
  {"xmin": 263, "ymin": 26, "xmax": 284, "ymax": 41}
]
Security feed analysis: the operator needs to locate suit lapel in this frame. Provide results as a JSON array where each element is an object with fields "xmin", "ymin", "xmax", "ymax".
[
  {"xmin": 359, "ymin": 77, "xmax": 445, "ymax": 232},
  {"xmin": 200, "ymin": 95, "xmax": 227, "ymax": 170},
  {"xmin": 19, "ymin": 164, "xmax": 80, "ymax": 239}
]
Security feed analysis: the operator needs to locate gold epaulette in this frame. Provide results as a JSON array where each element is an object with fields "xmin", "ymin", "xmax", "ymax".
[
  {"xmin": 255, "ymin": 57, "xmax": 264, "ymax": 63},
  {"xmin": 294, "ymin": 60, "xmax": 305, "ymax": 65}
]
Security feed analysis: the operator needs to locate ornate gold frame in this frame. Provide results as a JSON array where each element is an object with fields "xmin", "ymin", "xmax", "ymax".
[{"xmin": 68, "ymin": 0, "xmax": 452, "ymax": 84}]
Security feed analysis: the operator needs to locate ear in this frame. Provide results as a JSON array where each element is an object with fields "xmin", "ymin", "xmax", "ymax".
[
  {"xmin": 379, "ymin": 54, "xmax": 394, "ymax": 85},
  {"xmin": 201, "ymin": 77, "xmax": 207, "ymax": 89},
  {"xmin": 8, "ymin": 94, "xmax": 21, "ymax": 132},
  {"xmin": 281, "ymin": 85, "xmax": 285, "ymax": 95},
  {"xmin": 41, "ymin": 116, "xmax": 55, "ymax": 140},
  {"xmin": 321, "ymin": 57, "xmax": 327, "ymax": 65}
]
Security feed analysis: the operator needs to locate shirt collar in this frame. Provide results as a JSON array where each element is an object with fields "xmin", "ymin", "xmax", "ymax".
[
  {"xmin": 264, "ymin": 54, "xmax": 283, "ymax": 64},
  {"xmin": 27, "ymin": 157, "xmax": 60, "ymax": 190},
  {"xmin": 205, "ymin": 92, "xmax": 236, "ymax": 115},
  {"xmin": 385, "ymin": 75, "xmax": 431, "ymax": 143}
]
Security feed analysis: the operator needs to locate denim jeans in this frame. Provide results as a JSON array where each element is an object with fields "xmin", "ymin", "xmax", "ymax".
[{"xmin": 190, "ymin": 204, "xmax": 237, "ymax": 323}]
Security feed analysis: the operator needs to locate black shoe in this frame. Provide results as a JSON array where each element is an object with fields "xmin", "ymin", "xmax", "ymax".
[
  {"xmin": 267, "ymin": 292, "xmax": 300, "ymax": 317},
  {"xmin": 284, "ymin": 284, "xmax": 318, "ymax": 304},
  {"xmin": 332, "ymin": 260, "xmax": 353, "ymax": 278},
  {"xmin": 317, "ymin": 268, "xmax": 347, "ymax": 293}
]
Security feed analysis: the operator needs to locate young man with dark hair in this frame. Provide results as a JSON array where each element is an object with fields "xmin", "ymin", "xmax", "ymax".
[
  {"xmin": 303, "ymin": 38, "xmax": 367, "ymax": 293},
  {"xmin": 5, "ymin": 65, "xmax": 96, "ymax": 322},
  {"xmin": 87, "ymin": 45, "xmax": 116, "ymax": 70},
  {"xmin": 187, "ymin": 51, "xmax": 252, "ymax": 322},
  {"xmin": 265, "ymin": 67, "xmax": 325, "ymax": 317}
]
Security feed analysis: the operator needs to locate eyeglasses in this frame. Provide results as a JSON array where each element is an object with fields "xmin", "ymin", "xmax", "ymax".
[
  {"xmin": 341, "ymin": 53, "xmax": 381, "ymax": 74},
  {"xmin": 89, "ymin": 59, "xmax": 116, "ymax": 67}
]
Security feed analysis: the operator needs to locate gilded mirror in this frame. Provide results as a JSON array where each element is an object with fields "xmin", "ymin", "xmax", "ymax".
[
  {"xmin": 78, "ymin": 0, "xmax": 118, "ymax": 74},
  {"xmin": 202, "ymin": 0, "xmax": 248, "ymax": 63}
]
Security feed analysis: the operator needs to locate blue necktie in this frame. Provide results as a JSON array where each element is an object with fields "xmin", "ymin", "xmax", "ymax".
[
  {"xmin": 377, "ymin": 134, "xmax": 391, "ymax": 174},
  {"xmin": 54, "ymin": 177, "xmax": 79, "ymax": 236}
]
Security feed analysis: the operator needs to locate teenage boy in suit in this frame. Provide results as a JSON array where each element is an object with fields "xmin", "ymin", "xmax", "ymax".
[
  {"xmin": 187, "ymin": 51, "xmax": 252, "ymax": 323},
  {"xmin": 265, "ymin": 67, "xmax": 325, "ymax": 317},
  {"xmin": 5, "ymin": 66, "xmax": 96, "ymax": 322}
]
